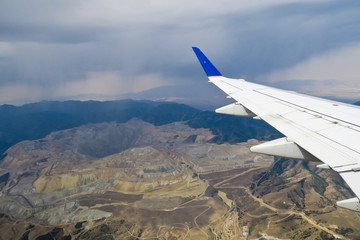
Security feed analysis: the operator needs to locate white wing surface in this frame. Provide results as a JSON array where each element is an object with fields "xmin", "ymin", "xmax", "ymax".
[{"xmin": 193, "ymin": 47, "xmax": 360, "ymax": 212}]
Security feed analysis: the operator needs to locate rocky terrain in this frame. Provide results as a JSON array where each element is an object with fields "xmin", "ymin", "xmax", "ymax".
[{"xmin": 0, "ymin": 118, "xmax": 359, "ymax": 239}]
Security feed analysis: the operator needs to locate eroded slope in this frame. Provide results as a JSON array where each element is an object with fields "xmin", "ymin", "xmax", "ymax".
[{"xmin": 0, "ymin": 118, "xmax": 359, "ymax": 239}]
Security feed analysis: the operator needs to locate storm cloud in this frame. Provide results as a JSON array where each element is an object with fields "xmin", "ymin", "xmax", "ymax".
[{"xmin": 0, "ymin": 0, "xmax": 359, "ymax": 105}]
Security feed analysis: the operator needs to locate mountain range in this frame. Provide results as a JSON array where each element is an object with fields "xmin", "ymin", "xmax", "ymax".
[{"xmin": 0, "ymin": 99, "xmax": 282, "ymax": 157}]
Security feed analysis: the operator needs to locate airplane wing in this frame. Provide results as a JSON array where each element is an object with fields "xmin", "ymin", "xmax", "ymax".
[{"xmin": 193, "ymin": 47, "xmax": 360, "ymax": 212}]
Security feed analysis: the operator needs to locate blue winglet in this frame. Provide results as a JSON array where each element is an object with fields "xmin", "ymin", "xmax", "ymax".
[{"xmin": 192, "ymin": 47, "xmax": 222, "ymax": 77}]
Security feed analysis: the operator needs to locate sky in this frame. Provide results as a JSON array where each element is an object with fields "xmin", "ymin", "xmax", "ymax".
[{"xmin": 0, "ymin": 0, "xmax": 360, "ymax": 106}]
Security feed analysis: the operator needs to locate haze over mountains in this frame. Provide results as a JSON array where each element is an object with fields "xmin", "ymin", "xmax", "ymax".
[
  {"xmin": 2, "ymin": 99, "xmax": 359, "ymax": 156},
  {"xmin": 0, "ymin": 100, "xmax": 282, "ymax": 157}
]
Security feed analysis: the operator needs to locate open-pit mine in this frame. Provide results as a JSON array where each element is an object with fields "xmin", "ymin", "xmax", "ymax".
[{"xmin": 0, "ymin": 119, "xmax": 359, "ymax": 239}]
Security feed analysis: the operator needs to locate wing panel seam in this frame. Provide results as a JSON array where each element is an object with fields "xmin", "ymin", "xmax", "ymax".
[{"xmin": 253, "ymin": 89, "xmax": 360, "ymax": 129}]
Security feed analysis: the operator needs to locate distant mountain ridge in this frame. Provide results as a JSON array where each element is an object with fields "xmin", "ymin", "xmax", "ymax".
[{"xmin": 0, "ymin": 99, "xmax": 282, "ymax": 156}]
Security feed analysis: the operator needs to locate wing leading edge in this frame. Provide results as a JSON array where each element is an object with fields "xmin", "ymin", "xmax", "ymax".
[{"xmin": 193, "ymin": 47, "xmax": 360, "ymax": 212}]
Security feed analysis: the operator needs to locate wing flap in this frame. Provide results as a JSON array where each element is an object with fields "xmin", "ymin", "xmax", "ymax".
[
  {"xmin": 255, "ymin": 87, "xmax": 360, "ymax": 127},
  {"xmin": 317, "ymin": 126, "xmax": 360, "ymax": 155}
]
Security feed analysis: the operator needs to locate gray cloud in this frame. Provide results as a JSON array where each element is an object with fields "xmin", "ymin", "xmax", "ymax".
[
  {"xmin": 0, "ymin": 0, "xmax": 359, "ymax": 105},
  {"xmin": 218, "ymin": 1, "xmax": 360, "ymax": 80}
]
